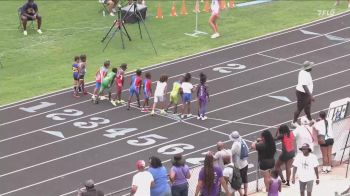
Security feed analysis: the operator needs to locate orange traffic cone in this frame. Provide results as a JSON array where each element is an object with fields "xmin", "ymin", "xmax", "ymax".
[
  {"xmin": 220, "ymin": 0, "xmax": 227, "ymax": 10},
  {"xmin": 193, "ymin": 0, "xmax": 200, "ymax": 13},
  {"xmin": 228, "ymin": 0, "xmax": 235, "ymax": 8},
  {"xmin": 203, "ymin": 0, "xmax": 210, "ymax": 12},
  {"xmin": 156, "ymin": 3, "xmax": 163, "ymax": 19},
  {"xmin": 181, "ymin": 0, "xmax": 188, "ymax": 15},
  {"xmin": 171, "ymin": 1, "xmax": 177, "ymax": 16}
]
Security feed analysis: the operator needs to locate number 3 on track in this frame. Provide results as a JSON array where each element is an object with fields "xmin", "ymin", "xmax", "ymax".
[{"xmin": 213, "ymin": 63, "xmax": 246, "ymax": 74}]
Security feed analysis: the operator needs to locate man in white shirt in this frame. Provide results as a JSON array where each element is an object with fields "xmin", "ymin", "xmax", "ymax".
[
  {"xmin": 293, "ymin": 116, "xmax": 316, "ymax": 152},
  {"xmin": 292, "ymin": 61, "xmax": 315, "ymax": 128},
  {"xmin": 292, "ymin": 143, "xmax": 319, "ymax": 196},
  {"xmin": 131, "ymin": 160, "xmax": 154, "ymax": 196},
  {"xmin": 222, "ymin": 155, "xmax": 244, "ymax": 196},
  {"xmin": 229, "ymin": 131, "xmax": 249, "ymax": 196}
]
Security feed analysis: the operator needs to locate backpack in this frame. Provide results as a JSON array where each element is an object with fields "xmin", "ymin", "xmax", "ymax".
[
  {"xmin": 227, "ymin": 165, "xmax": 242, "ymax": 190},
  {"xmin": 240, "ymin": 140, "xmax": 249, "ymax": 160}
]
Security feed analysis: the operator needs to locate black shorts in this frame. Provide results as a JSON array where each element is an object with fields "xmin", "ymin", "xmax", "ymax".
[
  {"xmin": 320, "ymin": 138, "xmax": 334, "ymax": 147},
  {"xmin": 78, "ymin": 75, "xmax": 85, "ymax": 80},
  {"xmin": 240, "ymin": 165, "xmax": 248, "ymax": 183},
  {"xmin": 259, "ymin": 158, "xmax": 275, "ymax": 171},
  {"xmin": 279, "ymin": 151, "xmax": 295, "ymax": 162}
]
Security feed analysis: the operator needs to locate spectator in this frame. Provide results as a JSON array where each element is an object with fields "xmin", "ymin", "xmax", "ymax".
[
  {"xmin": 213, "ymin": 141, "xmax": 232, "ymax": 171},
  {"xmin": 251, "ymin": 130, "xmax": 276, "ymax": 192},
  {"xmin": 169, "ymin": 153, "xmax": 191, "ymax": 196},
  {"xmin": 105, "ymin": 0, "xmax": 117, "ymax": 16},
  {"xmin": 274, "ymin": 124, "xmax": 295, "ymax": 186},
  {"xmin": 194, "ymin": 152, "xmax": 230, "ymax": 196},
  {"xmin": 229, "ymin": 131, "xmax": 249, "ymax": 196},
  {"xmin": 148, "ymin": 156, "xmax": 171, "ymax": 196},
  {"xmin": 20, "ymin": 0, "xmax": 42, "ymax": 36},
  {"xmin": 293, "ymin": 116, "xmax": 316, "ymax": 152},
  {"xmin": 222, "ymin": 155, "xmax": 243, "ymax": 196},
  {"xmin": 292, "ymin": 143, "xmax": 320, "ymax": 196},
  {"xmin": 131, "ymin": 160, "xmax": 154, "ymax": 196},
  {"xmin": 268, "ymin": 169, "xmax": 281, "ymax": 196},
  {"xmin": 314, "ymin": 111, "xmax": 334, "ymax": 173},
  {"xmin": 77, "ymin": 179, "xmax": 104, "ymax": 196},
  {"xmin": 292, "ymin": 61, "xmax": 315, "ymax": 128}
]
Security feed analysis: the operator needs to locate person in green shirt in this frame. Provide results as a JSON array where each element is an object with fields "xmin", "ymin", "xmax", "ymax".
[
  {"xmin": 93, "ymin": 67, "xmax": 118, "ymax": 104},
  {"xmin": 165, "ymin": 77, "xmax": 183, "ymax": 114}
]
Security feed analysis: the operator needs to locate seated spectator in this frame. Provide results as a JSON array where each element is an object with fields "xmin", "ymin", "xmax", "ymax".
[
  {"xmin": 105, "ymin": 0, "xmax": 117, "ymax": 16},
  {"xmin": 251, "ymin": 130, "xmax": 276, "ymax": 192},
  {"xmin": 274, "ymin": 124, "xmax": 295, "ymax": 186},
  {"xmin": 131, "ymin": 160, "xmax": 154, "ymax": 196},
  {"xmin": 229, "ymin": 131, "xmax": 249, "ymax": 196},
  {"xmin": 148, "ymin": 156, "xmax": 171, "ymax": 196},
  {"xmin": 20, "ymin": 0, "xmax": 42, "ymax": 36},
  {"xmin": 194, "ymin": 152, "xmax": 230, "ymax": 196},
  {"xmin": 169, "ymin": 153, "xmax": 191, "ymax": 196},
  {"xmin": 77, "ymin": 179, "xmax": 104, "ymax": 196},
  {"xmin": 222, "ymin": 155, "xmax": 243, "ymax": 196},
  {"xmin": 213, "ymin": 141, "xmax": 232, "ymax": 171}
]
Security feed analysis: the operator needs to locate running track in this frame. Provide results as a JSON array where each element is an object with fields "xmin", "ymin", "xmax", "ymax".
[{"xmin": 1, "ymin": 11, "xmax": 350, "ymax": 196}]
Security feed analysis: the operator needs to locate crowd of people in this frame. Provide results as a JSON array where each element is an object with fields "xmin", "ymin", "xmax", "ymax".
[
  {"xmin": 77, "ymin": 113, "xmax": 335, "ymax": 196},
  {"xmin": 71, "ymin": 55, "xmax": 210, "ymax": 119}
]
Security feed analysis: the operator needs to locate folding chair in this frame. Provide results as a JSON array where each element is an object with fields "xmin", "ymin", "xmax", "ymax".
[
  {"xmin": 17, "ymin": 7, "xmax": 34, "ymax": 31},
  {"xmin": 98, "ymin": 0, "xmax": 109, "ymax": 16}
]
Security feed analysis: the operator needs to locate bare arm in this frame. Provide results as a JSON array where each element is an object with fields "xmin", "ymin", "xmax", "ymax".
[
  {"xmin": 314, "ymin": 167, "xmax": 319, "ymax": 185},
  {"xmin": 220, "ymin": 177, "xmax": 232, "ymax": 196},
  {"xmin": 194, "ymin": 180, "xmax": 203, "ymax": 196},
  {"xmin": 303, "ymin": 85, "xmax": 314, "ymax": 101},
  {"xmin": 292, "ymin": 167, "xmax": 297, "ymax": 184}
]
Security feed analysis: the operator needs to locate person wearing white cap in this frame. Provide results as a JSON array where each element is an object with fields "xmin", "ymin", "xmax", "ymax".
[
  {"xmin": 77, "ymin": 179, "xmax": 104, "ymax": 196},
  {"xmin": 292, "ymin": 61, "xmax": 315, "ymax": 128},
  {"xmin": 293, "ymin": 116, "xmax": 316, "ymax": 153},
  {"xmin": 229, "ymin": 131, "xmax": 249, "ymax": 196},
  {"xmin": 131, "ymin": 160, "xmax": 154, "ymax": 196},
  {"xmin": 292, "ymin": 143, "xmax": 319, "ymax": 196}
]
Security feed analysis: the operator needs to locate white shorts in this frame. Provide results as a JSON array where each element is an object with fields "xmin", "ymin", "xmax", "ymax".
[{"xmin": 154, "ymin": 95, "xmax": 164, "ymax": 103}]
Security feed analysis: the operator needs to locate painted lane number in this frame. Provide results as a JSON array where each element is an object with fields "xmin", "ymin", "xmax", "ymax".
[
  {"xmin": 73, "ymin": 117, "xmax": 110, "ymax": 129},
  {"xmin": 19, "ymin": 102, "xmax": 56, "ymax": 113},
  {"xmin": 213, "ymin": 63, "xmax": 246, "ymax": 74},
  {"xmin": 46, "ymin": 109, "xmax": 84, "ymax": 121},
  {"xmin": 127, "ymin": 134, "xmax": 167, "ymax": 146}
]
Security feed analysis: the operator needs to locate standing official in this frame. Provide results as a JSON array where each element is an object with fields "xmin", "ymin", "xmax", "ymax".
[{"xmin": 292, "ymin": 61, "xmax": 315, "ymax": 127}]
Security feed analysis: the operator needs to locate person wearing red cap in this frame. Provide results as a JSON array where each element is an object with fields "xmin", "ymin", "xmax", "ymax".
[{"xmin": 131, "ymin": 160, "xmax": 154, "ymax": 196}]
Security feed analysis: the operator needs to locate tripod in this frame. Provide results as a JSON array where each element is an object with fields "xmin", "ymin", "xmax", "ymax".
[
  {"xmin": 123, "ymin": 1, "xmax": 157, "ymax": 55},
  {"xmin": 101, "ymin": 5, "xmax": 132, "ymax": 51}
]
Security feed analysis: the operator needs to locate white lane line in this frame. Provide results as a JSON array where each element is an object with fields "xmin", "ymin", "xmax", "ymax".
[
  {"xmin": 207, "ymin": 117, "xmax": 277, "ymax": 129},
  {"xmin": 5, "ymin": 83, "xmax": 350, "ymax": 195},
  {"xmin": 210, "ymin": 83, "xmax": 350, "ymax": 131},
  {"xmin": 61, "ymin": 106, "xmax": 332, "ymax": 196},
  {"xmin": 2, "ymin": 26, "xmax": 349, "ymax": 130},
  {"xmin": 0, "ymin": 121, "xmax": 179, "ymax": 178},
  {"xmin": 1, "ymin": 10, "xmax": 348, "ymax": 111},
  {"xmin": 0, "ymin": 129, "xmax": 210, "ymax": 196},
  {"xmin": 1, "ymin": 57, "xmax": 349, "ymax": 161}
]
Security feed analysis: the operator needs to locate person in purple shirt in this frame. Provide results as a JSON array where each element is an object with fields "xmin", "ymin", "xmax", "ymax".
[
  {"xmin": 195, "ymin": 152, "xmax": 231, "ymax": 196},
  {"xmin": 20, "ymin": 0, "xmax": 42, "ymax": 36},
  {"xmin": 196, "ymin": 72, "xmax": 210, "ymax": 121},
  {"xmin": 169, "ymin": 153, "xmax": 191, "ymax": 196}
]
